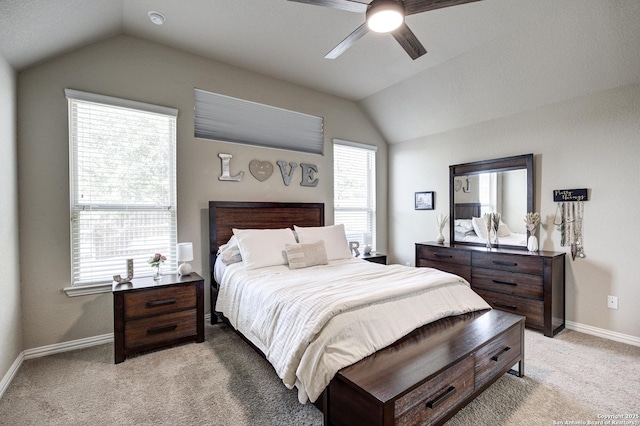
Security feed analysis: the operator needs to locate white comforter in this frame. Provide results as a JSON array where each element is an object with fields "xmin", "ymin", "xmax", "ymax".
[{"xmin": 215, "ymin": 258, "xmax": 490, "ymax": 404}]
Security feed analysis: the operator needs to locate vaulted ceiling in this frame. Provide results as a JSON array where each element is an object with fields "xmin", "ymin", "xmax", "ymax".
[{"xmin": 2, "ymin": 0, "xmax": 639, "ymax": 143}]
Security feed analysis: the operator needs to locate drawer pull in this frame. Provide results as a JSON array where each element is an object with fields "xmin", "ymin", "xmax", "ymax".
[
  {"xmin": 492, "ymin": 279, "xmax": 517, "ymax": 286},
  {"xmin": 146, "ymin": 324, "xmax": 178, "ymax": 334},
  {"xmin": 147, "ymin": 298, "xmax": 177, "ymax": 307},
  {"xmin": 492, "ymin": 260, "xmax": 517, "ymax": 266},
  {"xmin": 426, "ymin": 386, "xmax": 456, "ymax": 409},
  {"xmin": 491, "ymin": 346, "xmax": 512, "ymax": 362},
  {"xmin": 433, "ymin": 253, "xmax": 453, "ymax": 258},
  {"xmin": 493, "ymin": 301, "xmax": 517, "ymax": 310}
]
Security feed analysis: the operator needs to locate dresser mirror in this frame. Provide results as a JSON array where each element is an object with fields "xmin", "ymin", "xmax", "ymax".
[{"xmin": 449, "ymin": 154, "xmax": 534, "ymax": 249}]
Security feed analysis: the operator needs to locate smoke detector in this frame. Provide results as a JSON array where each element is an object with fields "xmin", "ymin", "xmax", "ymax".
[{"xmin": 147, "ymin": 11, "xmax": 166, "ymax": 25}]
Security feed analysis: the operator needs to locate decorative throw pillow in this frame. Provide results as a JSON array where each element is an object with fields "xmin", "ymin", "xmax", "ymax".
[
  {"xmin": 471, "ymin": 216, "xmax": 489, "ymax": 240},
  {"xmin": 294, "ymin": 224, "xmax": 352, "ymax": 261},
  {"xmin": 233, "ymin": 228, "xmax": 297, "ymax": 270},
  {"xmin": 285, "ymin": 240, "xmax": 329, "ymax": 269},
  {"xmin": 217, "ymin": 235, "xmax": 243, "ymax": 265},
  {"xmin": 497, "ymin": 222, "xmax": 512, "ymax": 237}
]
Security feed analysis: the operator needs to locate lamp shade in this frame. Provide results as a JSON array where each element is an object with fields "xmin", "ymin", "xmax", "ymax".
[
  {"xmin": 366, "ymin": 0, "xmax": 404, "ymax": 33},
  {"xmin": 177, "ymin": 242, "xmax": 194, "ymax": 262}
]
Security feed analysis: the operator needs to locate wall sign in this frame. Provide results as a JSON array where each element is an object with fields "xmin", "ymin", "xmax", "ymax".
[
  {"xmin": 219, "ymin": 154, "xmax": 319, "ymax": 187},
  {"xmin": 553, "ymin": 188, "xmax": 589, "ymax": 202},
  {"xmin": 218, "ymin": 153, "xmax": 244, "ymax": 182}
]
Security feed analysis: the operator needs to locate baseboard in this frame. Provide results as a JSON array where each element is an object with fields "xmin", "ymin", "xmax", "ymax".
[
  {"xmin": 565, "ymin": 320, "xmax": 640, "ymax": 347},
  {"xmin": 0, "ymin": 352, "xmax": 24, "ymax": 399}
]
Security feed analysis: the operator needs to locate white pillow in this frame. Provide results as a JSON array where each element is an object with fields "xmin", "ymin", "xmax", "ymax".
[
  {"xmin": 454, "ymin": 219, "xmax": 474, "ymax": 231},
  {"xmin": 217, "ymin": 235, "xmax": 243, "ymax": 265},
  {"xmin": 471, "ymin": 216, "xmax": 489, "ymax": 240},
  {"xmin": 294, "ymin": 224, "xmax": 352, "ymax": 261},
  {"xmin": 232, "ymin": 228, "xmax": 297, "ymax": 270},
  {"xmin": 497, "ymin": 222, "xmax": 511, "ymax": 237},
  {"xmin": 285, "ymin": 240, "xmax": 329, "ymax": 269}
]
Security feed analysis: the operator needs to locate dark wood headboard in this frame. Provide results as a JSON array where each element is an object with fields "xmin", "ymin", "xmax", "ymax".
[
  {"xmin": 208, "ymin": 201, "xmax": 325, "ymax": 269},
  {"xmin": 454, "ymin": 202, "xmax": 481, "ymax": 219}
]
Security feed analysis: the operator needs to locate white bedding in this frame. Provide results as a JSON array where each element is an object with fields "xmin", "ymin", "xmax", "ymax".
[
  {"xmin": 456, "ymin": 231, "xmax": 528, "ymax": 246},
  {"xmin": 215, "ymin": 257, "xmax": 490, "ymax": 404}
]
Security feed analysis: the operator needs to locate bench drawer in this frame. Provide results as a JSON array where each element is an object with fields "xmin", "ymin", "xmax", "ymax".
[
  {"xmin": 474, "ymin": 325, "xmax": 522, "ymax": 389},
  {"xmin": 394, "ymin": 356, "xmax": 474, "ymax": 426}
]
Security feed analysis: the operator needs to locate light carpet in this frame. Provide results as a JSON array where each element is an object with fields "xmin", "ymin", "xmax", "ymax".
[{"xmin": 0, "ymin": 323, "xmax": 638, "ymax": 425}]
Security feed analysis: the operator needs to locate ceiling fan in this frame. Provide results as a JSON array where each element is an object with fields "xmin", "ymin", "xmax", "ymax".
[{"xmin": 288, "ymin": 0, "xmax": 482, "ymax": 60}]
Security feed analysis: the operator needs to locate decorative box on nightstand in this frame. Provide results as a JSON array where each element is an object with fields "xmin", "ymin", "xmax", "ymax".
[
  {"xmin": 113, "ymin": 273, "xmax": 204, "ymax": 363},
  {"xmin": 357, "ymin": 252, "xmax": 387, "ymax": 265}
]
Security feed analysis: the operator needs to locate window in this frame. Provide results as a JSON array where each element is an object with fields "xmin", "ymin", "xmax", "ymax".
[
  {"xmin": 66, "ymin": 89, "xmax": 178, "ymax": 290},
  {"xmin": 333, "ymin": 140, "xmax": 377, "ymax": 249}
]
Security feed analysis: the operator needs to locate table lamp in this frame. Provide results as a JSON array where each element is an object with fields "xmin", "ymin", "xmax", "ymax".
[{"xmin": 177, "ymin": 242, "xmax": 193, "ymax": 275}]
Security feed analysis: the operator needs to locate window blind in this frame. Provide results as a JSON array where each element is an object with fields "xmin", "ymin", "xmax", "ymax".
[
  {"xmin": 66, "ymin": 89, "xmax": 178, "ymax": 286},
  {"xmin": 333, "ymin": 139, "xmax": 377, "ymax": 249},
  {"xmin": 194, "ymin": 88, "xmax": 324, "ymax": 155}
]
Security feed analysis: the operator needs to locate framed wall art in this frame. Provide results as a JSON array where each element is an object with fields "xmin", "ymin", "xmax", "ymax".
[{"xmin": 415, "ymin": 191, "xmax": 434, "ymax": 210}]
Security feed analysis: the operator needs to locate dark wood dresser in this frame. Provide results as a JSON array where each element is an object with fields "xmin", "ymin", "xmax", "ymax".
[
  {"xmin": 415, "ymin": 242, "xmax": 565, "ymax": 337},
  {"xmin": 113, "ymin": 273, "xmax": 204, "ymax": 363}
]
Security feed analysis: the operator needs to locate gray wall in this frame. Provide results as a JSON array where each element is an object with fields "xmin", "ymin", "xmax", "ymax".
[
  {"xmin": 0, "ymin": 53, "xmax": 22, "ymax": 384},
  {"xmin": 17, "ymin": 35, "xmax": 388, "ymax": 350},
  {"xmin": 389, "ymin": 83, "xmax": 640, "ymax": 339}
]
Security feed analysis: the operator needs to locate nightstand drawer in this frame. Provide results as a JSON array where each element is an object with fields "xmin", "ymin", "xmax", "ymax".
[
  {"xmin": 475, "ymin": 324, "xmax": 521, "ymax": 389},
  {"xmin": 125, "ymin": 309, "xmax": 197, "ymax": 349},
  {"xmin": 394, "ymin": 356, "xmax": 474, "ymax": 426},
  {"xmin": 472, "ymin": 267, "xmax": 543, "ymax": 299},
  {"xmin": 124, "ymin": 285, "xmax": 196, "ymax": 320},
  {"xmin": 472, "ymin": 251, "xmax": 542, "ymax": 275},
  {"xmin": 417, "ymin": 245, "xmax": 471, "ymax": 266},
  {"xmin": 474, "ymin": 288, "xmax": 543, "ymax": 328}
]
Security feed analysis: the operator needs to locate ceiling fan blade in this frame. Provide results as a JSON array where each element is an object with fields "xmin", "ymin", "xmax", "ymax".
[
  {"xmin": 391, "ymin": 23, "xmax": 427, "ymax": 60},
  {"xmin": 287, "ymin": 0, "xmax": 369, "ymax": 14},
  {"xmin": 325, "ymin": 23, "xmax": 370, "ymax": 59},
  {"xmin": 403, "ymin": 0, "xmax": 482, "ymax": 16}
]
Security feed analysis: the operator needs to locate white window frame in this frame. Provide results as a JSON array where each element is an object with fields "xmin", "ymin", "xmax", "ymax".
[
  {"xmin": 64, "ymin": 89, "xmax": 178, "ymax": 296},
  {"xmin": 333, "ymin": 139, "xmax": 377, "ymax": 250}
]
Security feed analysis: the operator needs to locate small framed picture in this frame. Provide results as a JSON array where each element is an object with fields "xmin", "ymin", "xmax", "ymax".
[{"xmin": 415, "ymin": 191, "xmax": 434, "ymax": 210}]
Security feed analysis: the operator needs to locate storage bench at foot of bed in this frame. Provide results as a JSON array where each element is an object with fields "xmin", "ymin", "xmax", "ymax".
[{"xmin": 324, "ymin": 309, "xmax": 524, "ymax": 426}]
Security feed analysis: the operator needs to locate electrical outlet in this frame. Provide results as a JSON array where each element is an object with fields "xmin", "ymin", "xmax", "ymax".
[
  {"xmin": 607, "ymin": 295, "xmax": 618, "ymax": 310},
  {"xmin": 405, "ymin": 261, "xmax": 411, "ymax": 267}
]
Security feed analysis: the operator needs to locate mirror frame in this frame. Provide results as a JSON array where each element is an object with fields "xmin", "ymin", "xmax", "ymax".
[{"xmin": 449, "ymin": 154, "xmax": 534, "ymax": 250}]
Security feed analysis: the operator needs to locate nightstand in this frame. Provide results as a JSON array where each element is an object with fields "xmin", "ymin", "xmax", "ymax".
[
  {"xmin": 113, "ymin": 273, "xmax": 204, "ymax": 363},
  {"xmin": 358, "ymin": 252, "xmax": 387, "ymax": 265}
]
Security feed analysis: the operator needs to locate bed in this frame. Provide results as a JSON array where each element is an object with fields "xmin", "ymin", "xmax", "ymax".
[
  {"xmin": 209, "ymin": 201, "xmax": 525, "ymax": 426},
  {"xmin": 454, "ymin": 203, "xmax": 528, "ymax": 246}
]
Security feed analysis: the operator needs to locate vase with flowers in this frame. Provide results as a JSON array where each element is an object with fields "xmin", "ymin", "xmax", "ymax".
[
  {"xmin": 524, "ymin": 212, "xmax": 541, "ymax": 252},
  {"xmin": 148, "ymin": 253, "xmax": 167, "ymax": 280}
]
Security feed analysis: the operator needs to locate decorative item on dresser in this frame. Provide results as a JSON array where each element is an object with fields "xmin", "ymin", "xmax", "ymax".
[
  {"xmin": 112, "ymin": 273, "xmax": 204, "ymax": 363},
  {"xmin": 416, "ymin": 242, "xmax": 565, "ymax": 337}
]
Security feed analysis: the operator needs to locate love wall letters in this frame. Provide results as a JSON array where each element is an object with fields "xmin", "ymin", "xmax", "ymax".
[{"xmin": 218, "ymin": 153, "xmax": 319, "ymax": 187}]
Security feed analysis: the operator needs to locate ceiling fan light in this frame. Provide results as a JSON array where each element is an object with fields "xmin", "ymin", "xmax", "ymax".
[{"xmin": 367, "ymin": 1, "xmax": 404, "ymax": 33}]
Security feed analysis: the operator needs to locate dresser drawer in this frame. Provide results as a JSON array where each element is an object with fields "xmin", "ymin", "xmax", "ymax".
[
  {"xmin": 474, "ymin": 289, "xmax": 543, "ymax": 328},
  {"xmin": 472, "ymin": 251, "xmax": 542, "ymax": 275},
  {"xmin": 395, "ymin": 356, "xmax": 474, "ymax": 426},
  {"xmin": 417, "ymin": 245, "xmax": 471, "ymax": 266},
  {"xmin": 421, "ymin": 261, "xmax": 471, "ymax": 283},
  {"xmin": 125, "ymin": 309, "xmax": 197, "ymax": 349},
  {"xmin": 474, "ymin": 324, "xmax": 521, "ymax": 389},
  {"xmin": 472, "ymin": 267, "xmax": 543, "ymax": 299},
  {"xmin": 124, "ymin": 285, "xmax": 196, "ymax": 320}
]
